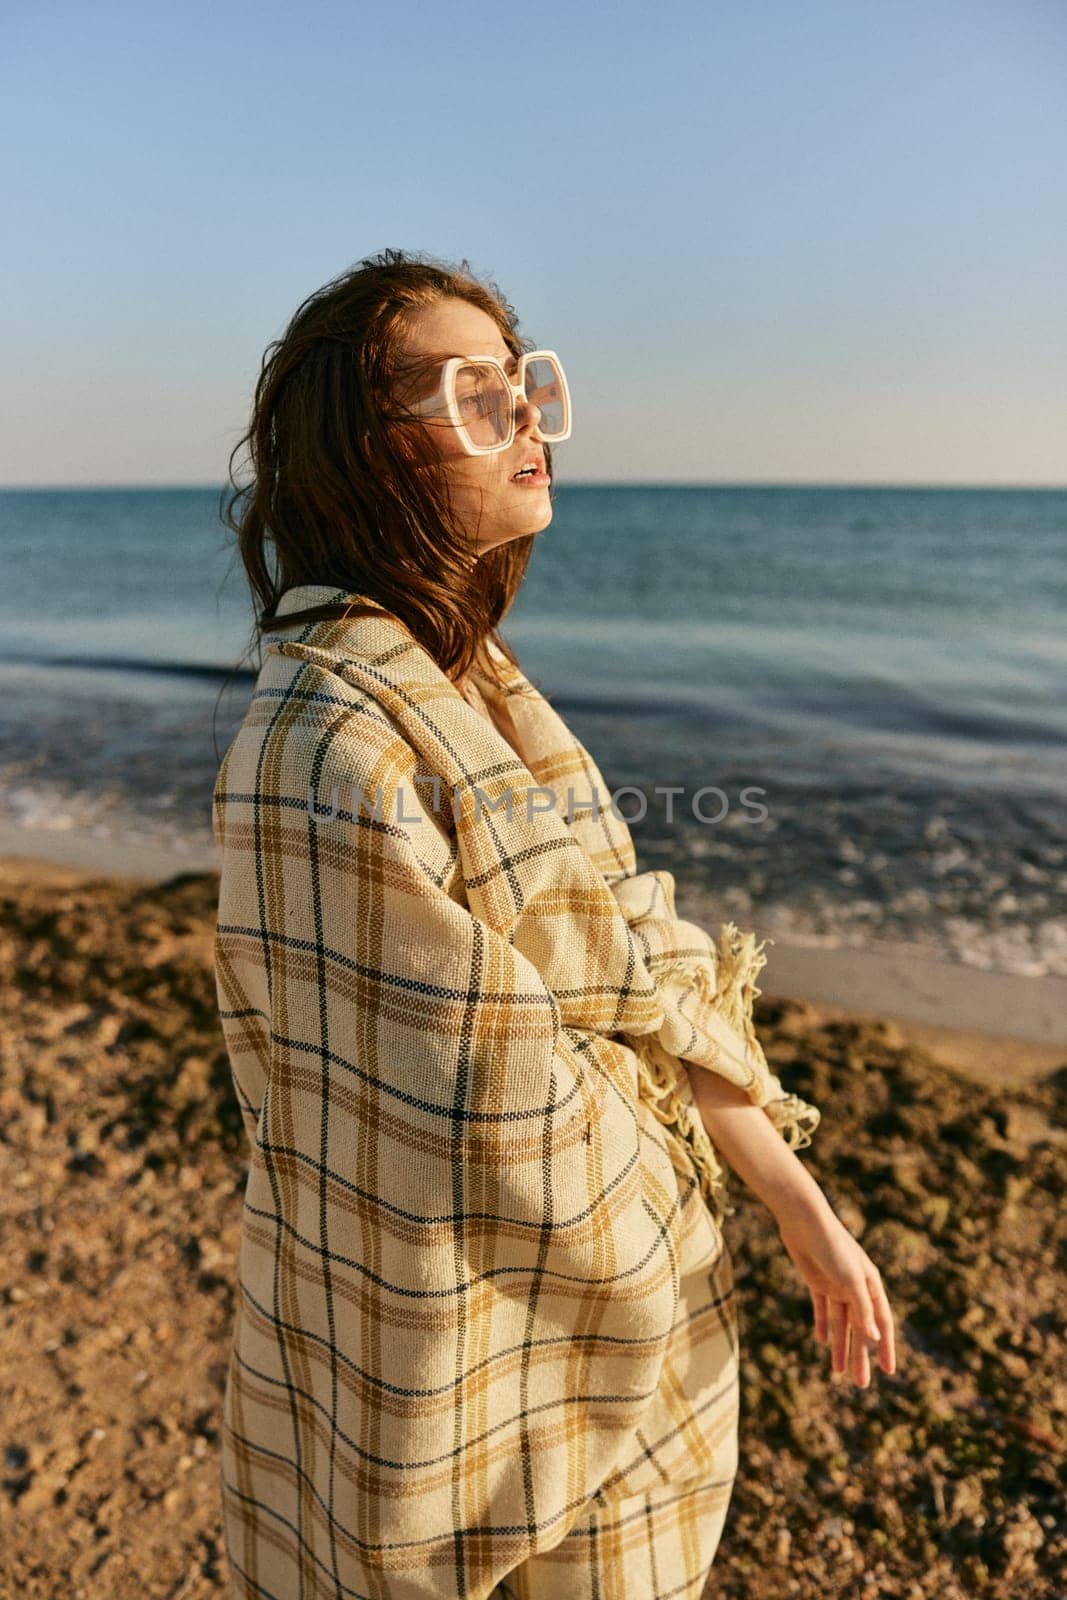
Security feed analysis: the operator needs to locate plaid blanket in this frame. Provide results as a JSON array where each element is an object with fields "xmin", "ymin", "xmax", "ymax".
[{"xmin": 212, "ymin": 584, "xmax": 819, "ymax": 1597}]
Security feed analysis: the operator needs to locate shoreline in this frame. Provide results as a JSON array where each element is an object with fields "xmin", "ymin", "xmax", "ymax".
[{"xmin": 2, "ymin": 841, "xmax": 1065, "ymax": 1089}]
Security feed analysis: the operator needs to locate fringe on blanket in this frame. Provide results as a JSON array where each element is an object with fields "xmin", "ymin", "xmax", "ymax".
[
  {"xmin": 710, "ymin": 919, "xmax": 772, "ymax": 1066},
  {"xmin": 632, "ymin": 1031, "xmax": 735, "ymax": 1220},
  {"xmin": 709, "ymin": 921, "xmax": 821, "ymax": 1151},
  {"xmin": 629, "ymin": 919, "xmax": 820, "ymax": 1223}
]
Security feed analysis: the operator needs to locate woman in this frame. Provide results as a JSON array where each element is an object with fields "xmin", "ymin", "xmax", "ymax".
[{"xmin": 213, "ymin": 248, "xmax": 896, "ymax": 1600}]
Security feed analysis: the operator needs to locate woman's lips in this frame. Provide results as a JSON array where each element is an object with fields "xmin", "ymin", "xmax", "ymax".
[{"xmin": 511, "ymin": 470, "xmax": 550, "ymax": 488}]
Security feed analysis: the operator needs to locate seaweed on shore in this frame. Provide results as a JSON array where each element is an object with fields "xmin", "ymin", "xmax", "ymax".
[{"xmin": 0, "ymin": 872, "xmax": 1063, "ymax": 1598}]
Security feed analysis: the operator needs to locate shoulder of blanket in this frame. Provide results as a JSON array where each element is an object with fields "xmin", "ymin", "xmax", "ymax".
[
  {"xmin": 254, "ymin": 637, "xmax": 426, "ymax": 763},
  {"xmin": 213, "ymin": 637, "xmax": 457, "ymax": 870}
]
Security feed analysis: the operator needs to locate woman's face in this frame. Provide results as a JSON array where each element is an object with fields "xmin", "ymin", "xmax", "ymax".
[{"xmin": 393, "ymin": 297, "xmax": 553, "ymax": 558}]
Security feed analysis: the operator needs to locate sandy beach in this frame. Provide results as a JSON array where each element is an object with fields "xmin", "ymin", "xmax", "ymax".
[{"xmin": 0, "ymin": 852, "xmax": 1063, "ymax": 1599}]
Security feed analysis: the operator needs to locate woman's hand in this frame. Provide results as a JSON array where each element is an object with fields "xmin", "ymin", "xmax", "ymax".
[
  {"xmin": 776, "ymin": 1195, "xmax": 897, "ymax": 1388},
  {"xmin": 682, "ymin": 1062, "xmax": 898, "ymax": 1388}
]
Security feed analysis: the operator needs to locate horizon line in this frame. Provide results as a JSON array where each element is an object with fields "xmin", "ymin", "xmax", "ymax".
[{"xmin": 2, "ymin": 479, "xmax": 1065, "ymax": 493}]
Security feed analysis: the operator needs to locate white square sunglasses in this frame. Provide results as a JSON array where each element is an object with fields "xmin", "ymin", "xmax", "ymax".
[{"xmin": 409, "ymin": 350, "xmax": 572, "ymax": 457}]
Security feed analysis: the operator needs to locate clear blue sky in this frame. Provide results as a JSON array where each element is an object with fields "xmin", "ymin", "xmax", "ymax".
[{"xmin": 2, "ymin": 0, "xmax": 1064, "ymax": 486}]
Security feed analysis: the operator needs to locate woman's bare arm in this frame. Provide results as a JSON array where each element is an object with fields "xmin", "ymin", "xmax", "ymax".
[{"xmin": 684, "ymin": 1063, "xmax": 897, "ymax": 1389}]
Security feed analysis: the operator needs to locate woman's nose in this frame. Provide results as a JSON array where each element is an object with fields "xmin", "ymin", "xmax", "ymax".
[{"xmin": 515, "ymin": 393, "xmax": 544, "ymax": 435}]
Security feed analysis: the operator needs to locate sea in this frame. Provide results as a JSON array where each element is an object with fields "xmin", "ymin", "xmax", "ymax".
[{"xmin": 1, "ymin": 485, "xmax": 1064, "ymax": 977}]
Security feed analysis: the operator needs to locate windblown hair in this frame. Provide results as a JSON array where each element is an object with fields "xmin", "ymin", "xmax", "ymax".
[{"xmin": 221, "ymin": 247, "xmax": 554, "ymax": 687}]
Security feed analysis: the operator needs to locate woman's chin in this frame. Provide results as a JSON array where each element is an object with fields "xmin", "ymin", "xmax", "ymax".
[
  {"xmin": 473, "ymin": 512, "xmax": 551, "ymax": 556},
  {"xmin": 499, "ymin": 499, "xmax": 554, "ymax": 544},
  {"xmin": 521, "ymin": 494, "xmax": 553, "ymax": 533}
]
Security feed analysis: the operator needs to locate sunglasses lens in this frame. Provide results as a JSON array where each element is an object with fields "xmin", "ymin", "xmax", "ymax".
[
  {"xmin": 453, "ymin": 362, "xmax": 512, "ymax": 448},
  {"xmin": 525, "ymin": 356, "xmax": 567, "ymax": 439}
]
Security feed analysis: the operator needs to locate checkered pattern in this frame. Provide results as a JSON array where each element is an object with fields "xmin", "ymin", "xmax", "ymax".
[{"xmin": 211, "ymin": 586, "xmax": 818, "ymax": 1597}]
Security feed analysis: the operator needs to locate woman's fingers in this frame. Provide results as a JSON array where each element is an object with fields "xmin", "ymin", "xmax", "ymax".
[
  {"xmin": 845, "ymin": 1263, "xmax": 893, "ymax": 1387},
  {"xmin": 820, "ymin": 1275, "xmax": 897, "ymax": 1388},
  {"xmin": 868, "ymin": 1268, "xmax": 897, "ymax": 1374},
  {"xmin": 825, "ymin": 1299, "xmax": 877, "ymax": 1387},
  {"xmin": 849, "ymin": 1273, "xmax": 880, "ymax": 1346},
  {"xmin": 782, "ymin": 1218, "xmax": 899, "ymax": 1384},
  {"xmin": 810, "ymin": 1289, "xmax": 829, "ymax": 1343},
  {"xmin": 828, "ymin": 1299, "xmax": 849, "ymax": 1374}
]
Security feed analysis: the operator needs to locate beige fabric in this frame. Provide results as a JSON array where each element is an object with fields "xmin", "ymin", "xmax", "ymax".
[{"xmin": 211, "ymin": 585, "xmax": 819, "ymax": 1597}]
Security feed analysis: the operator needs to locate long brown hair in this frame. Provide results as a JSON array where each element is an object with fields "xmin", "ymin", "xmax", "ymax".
[{"xmin": 221, "ymin": 247, "xmax": 554, "ymax": 688}]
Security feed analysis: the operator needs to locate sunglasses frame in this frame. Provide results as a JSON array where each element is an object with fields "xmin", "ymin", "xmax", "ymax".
[{"xmin": 408, "ymin": 349, "xmax": 572, "ymax": 456}]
